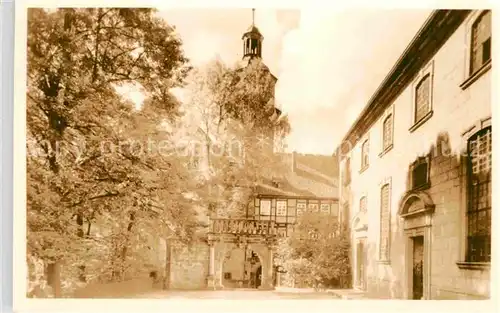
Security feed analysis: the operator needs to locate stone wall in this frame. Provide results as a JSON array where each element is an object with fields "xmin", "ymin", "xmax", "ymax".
[
  {"xmin": 339, "ymin": 10, "xmax": 491, "ymax": 300},
  {"xmin": 170, "ymin": 241, "xmax": 209, "ymax": 290}
]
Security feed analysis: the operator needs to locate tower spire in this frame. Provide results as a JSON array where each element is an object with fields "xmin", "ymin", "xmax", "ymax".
[{"xmin": 241, "ymin": 8, "xmax": 263, "ymax": 61}]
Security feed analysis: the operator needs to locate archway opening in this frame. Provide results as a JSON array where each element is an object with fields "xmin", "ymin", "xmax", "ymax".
[{"xmin": 222, "ymin": 247, "xmax": 262, "ymax": 289}]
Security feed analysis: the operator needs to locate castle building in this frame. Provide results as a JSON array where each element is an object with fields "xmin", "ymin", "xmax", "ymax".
[
  {"xmin": 164, "ymin": 10, "xmax": 340, "ymax": 291},
  {"xmin": 337, "ymin": 10, "xmax": 491, "ymax": 299}
]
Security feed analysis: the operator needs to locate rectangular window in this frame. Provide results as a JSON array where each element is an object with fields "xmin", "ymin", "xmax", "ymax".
[
  {"xmin": 308, "ymin": 203, "xmax": 319, "ymax": 212},
  {"xmin": 260, "ymin": 199, "xmax": 271, "ymax": 216},
  {"xmin": 379, "ymin": 184, "xmax": 391, "ymax": 261},
  {"xmin": 361, "ymin": 139, "xmax": 369, "ymax": 169},
  {"xmin": 466, "ymin": 127, "xmax": 492, "ymax": 262},
  {"xmin": 296, "ymin": 202, "xmax": 306, "ymax": 216},
  {"xmin": 382, "ymin": 114, "xmax": 393, "ymax": 150},
  {"xmin": 276, "ymin": 200, "xmax": 287, "ymax": 216},
  {"xmin": 415, "ymin": 75, "xmax": 431, "ymax": 123},
  {"xmin": 482, "ymin": 38, "xmax": 491, "ymax": 64},
  {"xmin": 360, "ymin": 196, "xmax": 367, "ymax": 213},
  {"xmin": 471, "ymin": 10, "xmax": 492, "ymax": 74},
  {"xmin": 320, "ymin": 203, "xmax": 330, "ymax": 214},
  {"xmin": 412, "ymin": 162, "xmax": 429, "ymax": 189}
]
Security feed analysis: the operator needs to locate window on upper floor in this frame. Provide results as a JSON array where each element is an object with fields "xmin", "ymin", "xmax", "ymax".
[
  {"xmin": 382, "ymin": 114, "xmax": 393, "ymax": 151},
  {"xmin": 361, "ymin": 139, "xmax": 369, "ymax": 170},
  {"xmin": 296, "ymin": 201, "xmax": 306, "ymax": 217},
  {"xmin": 308, "ymin": 202, "xmax": 319, "ymax": 213},
  {"xmin": 276, "ymin": 200, "xmax": 287, "ymax": 216},
  {"xmin": 414, "ymin": 74, "xmax": 431, "ymax": 124},
  {"xmin": 470, "ymin": 10, "xmax": 492, "ymax": 75},
  {"xmin": 466, "ymin": 126, "xmax": 492, "ymax": 263},
  {"xmin": 410, "ymin": 156, "xmax": 430, "ymax": 190},
  {"xmin": 359, "ymin": 196, "xmax": 367, "ymax": 213},
  {"xmin": 379, "ymin": 183, "xmax": 391, "ymax": 262},
  {"xmin": 320, "ymin": 203, "xmax": 331, "ymax": 214},
  {"xmin": 260, "ymin": 199, "xmax": 271, "ymax": 216}
]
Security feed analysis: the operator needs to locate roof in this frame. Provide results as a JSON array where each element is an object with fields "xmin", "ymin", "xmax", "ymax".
[
  {"xmin": 336, "ymin": 10, "xmax": 471, "ymax": 159},
  {"xmin": 256, "ymin": 152, "xmax": 339, "ymax": 199},
  {"xmin": 242, "ymin": 25, "xmax": 264, "ymax": 39},
  {"xmin": 235, "ymin": 57, "xmax": 277, "ymax": 82}
]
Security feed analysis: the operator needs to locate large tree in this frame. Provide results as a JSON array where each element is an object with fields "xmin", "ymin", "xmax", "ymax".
[
  {"xmin": 26, "ymin": 8, "xmax": 197, "ymax": 297},
  {"xmin": 180, "ymin": 58, "xmax": 291, "ymax": 219}
]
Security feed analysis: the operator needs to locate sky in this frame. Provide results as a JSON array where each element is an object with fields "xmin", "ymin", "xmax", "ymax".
[{"xmin": 155, "ymin": 8, "xmax": 433, "ymax": 155}]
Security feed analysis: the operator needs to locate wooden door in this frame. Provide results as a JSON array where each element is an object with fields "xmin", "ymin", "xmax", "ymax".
[
  {"xmin": 412, "ymin": 236, "xmax": 424, "ymax": 300},
  {"xmin": 356, "ymin": 240, "xmax": 366, "ymax": 290}
]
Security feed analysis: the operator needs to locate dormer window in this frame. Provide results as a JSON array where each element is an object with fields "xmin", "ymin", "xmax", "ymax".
[{"xmin": 271, "ymin": 176, "xmax": 281, "ymax": 188}]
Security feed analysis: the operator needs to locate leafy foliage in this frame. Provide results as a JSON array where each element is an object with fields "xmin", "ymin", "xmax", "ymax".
[
  {"xmin": 26, "ymin": 8, "xmax": 197, "ymax": 297},
  {"xmin": 180, "ymin": 58, "xmax": 291, "ymax": 219},
  {"xmin": 276, "ymin": 212, "xmax": 351, "ymax": 289}
]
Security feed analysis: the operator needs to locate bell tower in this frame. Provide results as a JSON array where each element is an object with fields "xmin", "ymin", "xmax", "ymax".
[{"xmin": 242, "ymin": 8, "xmax": 263, "ymax": 62}]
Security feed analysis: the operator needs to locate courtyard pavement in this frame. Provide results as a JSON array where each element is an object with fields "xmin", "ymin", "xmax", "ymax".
[{"xmin": 132, "ymin": 288, "xmax": 344, "ymax": 299}]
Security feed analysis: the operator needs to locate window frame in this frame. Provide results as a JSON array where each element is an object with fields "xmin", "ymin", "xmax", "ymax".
[
  {"xmin": 276, "ymin": 199, "xmax": 287, "ymax": 217},
  {"xmin": 296, "ymin": 201, "xmax": 306, "ymax": 217},
  {"xmin": 378, "ymin": 178, "xmax": 392, "ymax": 263},
  {"xmin": 360, "ymin": 138, "xmax": 370, "ymax": 172},
  {"xmin": 469, "ymin": 10, "xmax": 492, "ymax": 76},
  {"xmin": 320, "ymin": 203, "xmax": 331, "ymax": 214},
  {"xmin": 465, "ymin": 126, "xmax": 492, "ymax": 263},
  {"xmin": 409, "ymin": 61, "xmax": 434, "ymax": 133},
  {"xmin": 461, "ymin": 10, "xmax": 492, "ymax": 90},
  {"xmin": 359, "ymin": 195, "xmax": 367, "ymax": 213},
  {"xmin": 409, "ymin": 155, "xmax": 431, "ymax": 191},
  {"xmin": 260, "ymin": 199, "xmax": 271, "ymax": 216},
  {"xmin": 379, "ymin": 104, "xmax": 395, "ymax": 157},
  {"xmin": 457, "ymin": 117, "xmax": 492, "ymax": 270}
]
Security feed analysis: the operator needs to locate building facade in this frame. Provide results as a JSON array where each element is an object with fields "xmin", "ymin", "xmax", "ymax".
[
  {"xmin": 168, "ymin": 151, "xmax": 339, "ymax": 290},
  {"xmin": 337, "ymin": 10, "xmax": 491, "ymax": 299}
]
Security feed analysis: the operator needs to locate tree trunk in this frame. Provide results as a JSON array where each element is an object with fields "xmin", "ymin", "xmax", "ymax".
[
  {"xmin": 46, "ymin": 262, "xmax": 62, "ymax": 297},
  {"xmin": 76, "ymin": 213, "xmax": 87, "ymax": 282},
  {"xmin": 118, "ymin": 212, "xmax": 135, "ymax": 279},
  {"xmin": 163, "ymin": 239, "xmax": 172, "ymax": 290}
]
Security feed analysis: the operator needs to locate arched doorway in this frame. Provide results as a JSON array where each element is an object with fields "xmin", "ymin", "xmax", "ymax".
[
  {"xmin": 222, "ymin": 247, "xmax": 262, "ymax": 289},
  {"xmin": 255, "ymin": 265, "xmax": 262, "ymax": 289}
]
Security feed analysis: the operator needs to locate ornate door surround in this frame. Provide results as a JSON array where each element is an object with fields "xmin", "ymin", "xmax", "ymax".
[{"xmin": 399, "ymin": 190, "xmax": 435, "ymax": 300}]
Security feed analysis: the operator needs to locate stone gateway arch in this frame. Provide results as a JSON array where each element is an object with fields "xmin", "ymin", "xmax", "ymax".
[{"xmin": 207, "ymin": 219, "xmax": 278, "ymax": 290}]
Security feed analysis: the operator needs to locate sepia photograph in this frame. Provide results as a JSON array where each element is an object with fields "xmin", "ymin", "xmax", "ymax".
[{"xmin": 17, "ymin": 2, "xmax": 493, "ymax": 306}]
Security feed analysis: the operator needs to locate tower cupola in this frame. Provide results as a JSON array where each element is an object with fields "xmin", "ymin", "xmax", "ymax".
[{"xmin": 242, "ymin": 9, "xmax": 263, "ymax": 61}]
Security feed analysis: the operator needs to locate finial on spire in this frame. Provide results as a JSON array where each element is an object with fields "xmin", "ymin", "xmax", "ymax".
[{"xmin": 252, "ymin": 8, "xmax": 255, "ymax": 26}]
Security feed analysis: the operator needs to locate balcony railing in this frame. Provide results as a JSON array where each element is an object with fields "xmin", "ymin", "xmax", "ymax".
[{"xmin": 209, "ymin": 218, "xmax": 277, "ymax": 236}]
